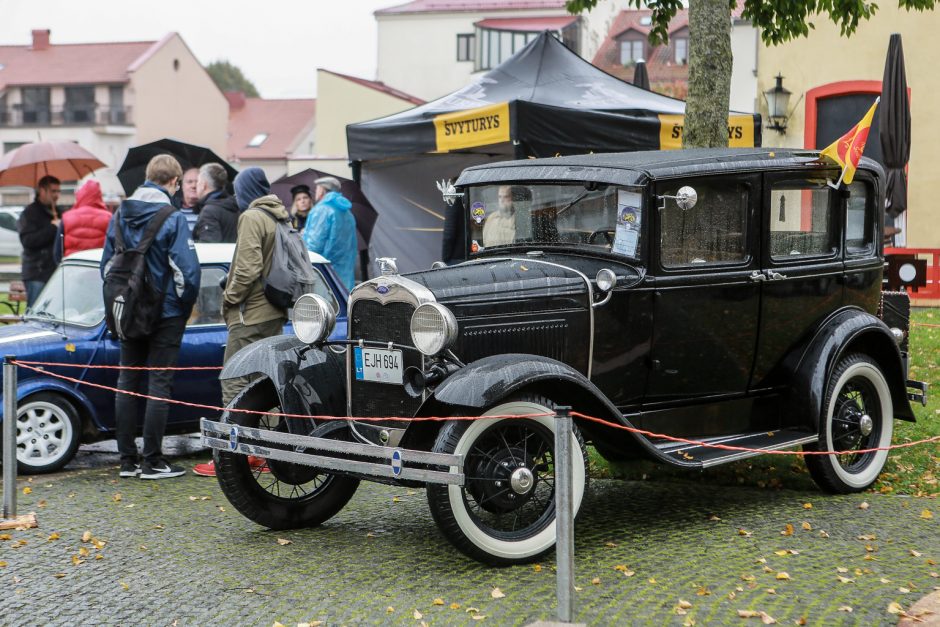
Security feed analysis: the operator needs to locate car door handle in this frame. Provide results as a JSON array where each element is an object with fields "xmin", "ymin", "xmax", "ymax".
[
  {"xmin": 765, "ymin": 270, "xmax": 787, "ymax": 281},
  {"xmin": 749, "ymin": 271, "xmax": 766, "ymax": 282}
]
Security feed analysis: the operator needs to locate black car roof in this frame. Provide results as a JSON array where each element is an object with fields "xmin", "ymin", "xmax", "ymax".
[{"xmin": 455, "ymin": 148, "xmax": 884, "ymax": 187}]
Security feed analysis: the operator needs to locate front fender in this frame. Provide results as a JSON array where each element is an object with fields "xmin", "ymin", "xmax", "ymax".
[
  {"xmin": 0, "ymin": 377, "xmax": 99, "ymax": 435},
  {"xmin": 421, "ymin": 353, "xmax": 698, "ymax": 468},
  {"xmin": 221, "ymin": 335, "xmax": 346, "ymax": 421},
  {"xmin": 786, "ymin": 308, "xmax": 914, "ymax": 428}
]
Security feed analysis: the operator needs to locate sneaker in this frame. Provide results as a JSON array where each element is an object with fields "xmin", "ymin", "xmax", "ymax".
[
  {"xmin": 119, "ymin": 462, "xmax": 140, "ymax": 478},
  {"xmin": 140, "ymin": 459, "xmax": 186, "ymax": 480},
  {"xmin": 192, "ymin": 461, "xmax": 216, "ymax": 477}
]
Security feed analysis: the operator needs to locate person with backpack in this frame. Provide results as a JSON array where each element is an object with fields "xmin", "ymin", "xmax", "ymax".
[
  {"xmin": 100, "ymin": 154, "xmax": 200, "ymax": 480},
  {"xmin": 193, "ymin": 166, "xmax": 295, "ymax": 478}
]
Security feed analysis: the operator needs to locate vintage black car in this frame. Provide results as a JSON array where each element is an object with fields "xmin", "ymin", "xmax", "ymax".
[{"xmin": 202, "ymin": 148, "xmax": 927, "ymax": 566}]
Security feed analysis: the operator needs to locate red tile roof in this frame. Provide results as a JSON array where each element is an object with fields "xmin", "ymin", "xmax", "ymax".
[
  {"xmin": 474, "ymin": 16, "xmax": 577, "ymax": 31},
  {"xmin": 319, "ymin": 69, "xmax": 425, "ymax": 105},
  {"xmin": 227, "ymin": 98, "xmax": 317, "ymax": 161},
  {"xmin": 0, "ymin": 38, "xmax": 160, "ymax": 90},
  {"xmin": 376, "ymin": 0, "xmax": 566, "ymax": 15}
]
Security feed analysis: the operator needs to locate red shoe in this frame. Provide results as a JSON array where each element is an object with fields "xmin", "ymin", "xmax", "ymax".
[
  {"xmin": 192, "ymin": 461, "xmax": 216, "ymax": 477},
  {"xmin": 193, "ymin": 457, "xmax": 269, "ymax": 477}
]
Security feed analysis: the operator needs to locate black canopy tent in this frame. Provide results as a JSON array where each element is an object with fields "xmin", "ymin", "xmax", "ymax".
[{"xmin": 347, "ymin": 32, "xmax": 761, "ymax": 273}]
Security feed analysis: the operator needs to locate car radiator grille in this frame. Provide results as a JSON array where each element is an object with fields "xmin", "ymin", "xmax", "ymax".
[
  {"xmin": 349, "ymin": 300, "xmax": 422, "ymax": 420},
  {"xmin": 458, "ymin": 319, "xmax": 569, "ymax": 364}
]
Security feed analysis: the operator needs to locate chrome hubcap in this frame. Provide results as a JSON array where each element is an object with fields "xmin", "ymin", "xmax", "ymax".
[
  {"xmin": 859, "ymin": 414, "xmax": 874, "ymax": 436},
  {"xmin": 510, "ymin": 467, "xmax": 535, "ymax": 495}
]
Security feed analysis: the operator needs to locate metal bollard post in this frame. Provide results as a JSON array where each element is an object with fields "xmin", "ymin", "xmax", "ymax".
[
  {"xmin": 554, "ymin": 405, "xmax": 575, "ymax": 623},
  {"xmin": 3, "ymin": 356, "xmax": 17, "ymax": 519}
]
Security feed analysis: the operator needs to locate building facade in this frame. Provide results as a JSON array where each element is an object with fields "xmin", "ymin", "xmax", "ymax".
[{"xmin": 226, "ymin": 92, "xmax": 316, "ymax": 182}]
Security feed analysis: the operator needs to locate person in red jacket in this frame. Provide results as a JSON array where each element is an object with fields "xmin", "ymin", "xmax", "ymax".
[{"xmin": 54, "ymin": 179, "xmax": 113, "ymax": 263}]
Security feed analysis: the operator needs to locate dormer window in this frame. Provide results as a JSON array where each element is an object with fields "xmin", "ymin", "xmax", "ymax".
[
  {"xmin": 620, "ymin": 39, "xmax": 644, "ymax": 65},
  {"xmin": 247, "ymin": 133, "xmax": 268, "ymax": 147}
]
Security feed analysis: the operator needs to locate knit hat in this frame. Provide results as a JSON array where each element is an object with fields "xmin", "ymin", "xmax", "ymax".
[{"xmin": 233, "ymin": 167, "xmax": 270, "ymax": 211}]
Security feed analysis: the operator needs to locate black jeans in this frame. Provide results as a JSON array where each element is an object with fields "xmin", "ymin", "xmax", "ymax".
[{"xmin": 115, "ymin": 316, "xmax": 187, "ymax": 464}]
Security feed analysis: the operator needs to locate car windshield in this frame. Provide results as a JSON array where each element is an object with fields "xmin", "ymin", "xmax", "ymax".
[
  {"xmin": 26, "ymin": 263, "xmax": 105, "ymax": 327},
  {"xmin": 466, "ymin": 183, "xmax": 644, "ymax": 259}
]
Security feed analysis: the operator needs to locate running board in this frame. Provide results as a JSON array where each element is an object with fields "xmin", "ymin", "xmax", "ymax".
[
  {"xmin": 650, "ymin": 429, "xmax": 819, "ymax": 468},
  {"xmin": 200, "ymin": 418, "xmax": 464, "ymax": 486}
]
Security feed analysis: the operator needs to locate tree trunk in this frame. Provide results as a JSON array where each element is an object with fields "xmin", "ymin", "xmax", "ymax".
[{"xmin": 684, "ymin": 0, "xmax": 733, "ymax": 148}]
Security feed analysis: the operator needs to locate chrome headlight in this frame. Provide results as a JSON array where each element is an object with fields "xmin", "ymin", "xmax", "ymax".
[
  {"xmin": 596, "ymin": 268, "xmax": 616, "ymax": 293},
  {"xmin": 293, "ymin": 294, "xmax": 336, "ymax": 344},
  {"xmin": 410, "ymin": 302, "xmax": 458, "ymax": 356}
]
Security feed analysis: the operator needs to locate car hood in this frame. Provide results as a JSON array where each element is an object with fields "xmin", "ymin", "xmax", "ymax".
[{"xmin": 0, "ymin": 321, "xmax": 67, "ymax": 351}]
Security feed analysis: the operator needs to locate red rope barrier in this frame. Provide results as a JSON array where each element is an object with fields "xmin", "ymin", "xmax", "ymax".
[{"xmin": 13, "ymin": 359, "xmax": 222, "ymax": 371}]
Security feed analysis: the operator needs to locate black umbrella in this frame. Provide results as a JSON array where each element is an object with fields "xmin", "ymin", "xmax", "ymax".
[
  {"xmin": 271, "ymin": 168, "xmax": 378, "ymax": 253},
  {"xmin": 633, "ymin": 60, "xmax": 651, "ymax": 91},
  {"xmin": 879, "ymin": 34, "xmax": 911, "ymax": 218},
  {"xmin": 117, "ymin": 138, "xmax": 238, "ymax": 195}
]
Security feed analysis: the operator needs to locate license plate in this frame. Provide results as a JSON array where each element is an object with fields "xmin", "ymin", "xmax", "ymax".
[{"xmin": 354, "ymin": 347, "xmax": 404, "ymax": 385}]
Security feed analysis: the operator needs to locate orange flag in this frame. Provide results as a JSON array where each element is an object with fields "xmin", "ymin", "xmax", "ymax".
[{"xmin": 820, "ymin": 98, "xmax": 879, "ymax": 186}]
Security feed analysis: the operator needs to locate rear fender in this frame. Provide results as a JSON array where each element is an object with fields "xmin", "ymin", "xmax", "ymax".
[
  {"xmin": 786, "ymin": 308, "xmax": 915, "ymax": 428},
  {"xmin": 221, "ymin": 335, "xmax": 346, "ymax": 430}
]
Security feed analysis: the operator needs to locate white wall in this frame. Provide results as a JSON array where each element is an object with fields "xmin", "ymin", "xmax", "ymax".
[{"xmin": 730, "ymin": 21, "xmax": 758, "ymax": 114}]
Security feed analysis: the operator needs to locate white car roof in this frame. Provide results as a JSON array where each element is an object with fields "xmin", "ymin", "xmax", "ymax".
[{"xmin": 66, "ymin": 243, "xmax": 331, "ymax": 265}]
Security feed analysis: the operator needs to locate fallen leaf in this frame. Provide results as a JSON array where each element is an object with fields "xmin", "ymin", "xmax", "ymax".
[
  {"xmin": 887, "ymin": 602, "xmax": 904, "ymax": 614},
  {"xmin": 449, "ymin": 603, "xmax": 460, "ymax": 610},
  {"xmin": 81, "ymin": 531, "xmax": 92, "ymax": 542},
  {"xmin": 120, "ymin": 581, "xmax": 129, "ymax": 590},
  {"xmin": 47, "ymin": 532, "xmax": 60, "ymax": 541},
  {"xmin": 677, "ymin": 600, "xmax": 693, "ymax": 609},
  {"xmin": 738, "ymin": 610, "xmax": 760, "ymax": 618},
  {"xmin": 838, "ymin": 606, "xmax": 853, "ymax": 612},
  {"xmin": 71, "ymin": 556, "xmax": 84, "ymax": 566},
  {"xmin": 78, "ymin": 547, "xmax": 89, "ymax": 557},
  {"xmin": 910, "ymin": 550, "xmax": 923, "ymax": 557},
  {"xmin": 604, "ymin": 541, "xmax": 618, "ymax": 547},
  {"xmin": 392, "ymin": 497, "xmax": 401, "ymax": 503},
  {"xmin": 818, "ymin": 530, "xmax": 830, "ymax": 538},
  {"xmin": 859, "ymin": 502, "xmax": 869, "ymax": 510},
  {"xmin": 574, "ymin": 586, "xmax": 583, "ymax": 591},
  {"xmin": 837, "ymin": 576, "xmax": 854, "ymax": 584},
  {"xmin": 837, "ymin": 567, "xmax": 849, "ymax": 573},
  {"xmin": 708, "ymin": 514, "xmax": 721, "ymax": 521},
  {"xmin": 781, "ymin": 524, "xmax": 794, "ymax": 537},
  {"xmin": 921, "ymin": 509, "xmax": 934, "ymax": 520},
  {"xmin": 648, "ymin": 578, "xmax": 657, "ymax": 584},
  {"xmin": 95, "ymin": 555, "xmax": 103, "ymax": 561},
  {"xmin": 899, "ymin": 587, "xmax": 910, "ymax": 594},
  {"xmin": 591, "ymin": 577, "xmax": 601, "ymax": 585},
  {"xmin": 413, "ymin": 610, "xmax": 423, "ymax": 620},
  {"xmin": 22, "ymin": 487, "xmax": 31, "ymax": 495},
  {"xmin": 471, "ymin": 616, "xmax": 486, "ymax": 621},
  {"xmin": 801, "ymin": 522, "xmax": 812, "ymax": 531},
  {"xmin": 858, "ymin": 534, "xmax": 876, "ymax": 541},
  {"xmin": 112, "ymin": 493, "xmax": 122, "ymax": 502},
  {"xmin": 760, "ymin": 611, "xmax": 776, "ymax": 624},
  {"xmin": 738, "ymin": 529, "xmax": 753, "ymax": 537},
  {"xmin": 775, "ymin": 572, "xmax": 790, "ymax": 581},
  {"xmin": 465, "ymin": 607, "xmax": 479, "ymax": 613},
  {"xmin": 92, "ymin": 539, "xmax": 106, "ymax": 550},
  {"xmin": 881, "ymin": 578, "xmax": 892, "ymax": 583},
  {"xmin": 276, "ymin": 538, "xmax": 292, "ymax": 546},
  {"xmin": 803, "ymin": 503, "xmax": 813, "ymax": 509},
  {"xmin": 774, "ymin": 550, "xmax": 789, "ymax": 557},
  {"xmin": 696, "ymin": 586, "xmax": 711, "ymax": 596},
  {"xmin": 0, "ymin": 534, "xmax": 11, "ymax": 541},
  {"xmin": 0, "ymin": 561, "xmax": 6, "ymax": 568},
  {"xmin": 386, "ymin": 607, "xmax": 394, "ymax": 614},
  {"xmin": 765, "ymin": 588, "xmax": 776, "ymax": 595},
  {"xmin": 533, "ymin": 564, "xmax": 542, "ymax": 572},
  {"xmin": 432, "ymin": 598, "xmax": 444, "ymax": 606},
  {"xmin": 491, "ymin": 587, "xmax": 505, "ymax": 599},
  {"xmin": 53, "ymin": 573, "xmax": 66, "ymax": 579},
  {"xmin": 795, "ymin": 618, "xmax": 806, "ymax": 626}
]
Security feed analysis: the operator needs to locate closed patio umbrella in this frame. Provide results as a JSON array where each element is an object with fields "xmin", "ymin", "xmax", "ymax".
[
  {"xmin": 879, "ymin": 34, "xmax": 911, "ymax": 218},
  {"xmin": 633, "ymin": 60, "xmax": 651, "ymax": 91}
]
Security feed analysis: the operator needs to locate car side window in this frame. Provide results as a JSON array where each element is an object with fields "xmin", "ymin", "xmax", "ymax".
[
  {"xmin": 845, "ymin": 180, "xmax": 874, "ymax": 256},
  {"xmin": 769, "ymin": 180, "xmax": 836, "ymax": 259},
  {"xmin": 308, "ymin": 265, "xmax": 340, "ymax": 314},
  {"xmin": 0, "ymin": 213, "xmax": 17, "ymax": 231},
  {"xmin": 188, "ymin": 267, "xmax": 227, "ymax": 326},
  {"xmin": 659, "ymin": 179, "xmax": 748, "ymax": 268}
]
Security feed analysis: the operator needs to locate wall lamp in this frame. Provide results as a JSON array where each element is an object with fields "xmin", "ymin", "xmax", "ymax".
[{"xmin": 763, "ymin": 73, "xmax": 796, "ymax": 134}]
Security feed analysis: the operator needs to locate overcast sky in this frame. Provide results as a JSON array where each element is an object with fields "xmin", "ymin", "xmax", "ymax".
[{"xmin": 0, "ymin": 0, "xmax": 400, "ymax": 99}]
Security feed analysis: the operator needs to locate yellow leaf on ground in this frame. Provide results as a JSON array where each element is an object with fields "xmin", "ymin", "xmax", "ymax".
[
  {"xmin": 53, "ymin": 573, "xmax": 66, "ymax": 579},
  {"xmin": 0, "ymin": 561, "xmax": 6, "ymax": 567},
  {"xmin": 838, "ymin": 606, "xmax": 852, "ymax": 612},
  {"xmin": 78, "ymin": 547, "xmax": 89, "ymax": 557},
  {"xmin": 47, "ymin": 532, "xmax": 60, "ymax": 541},
  {"xmin": 859, "ymin": 502, "xmax": 870, "ymax": 510},
  {"xmin": 432, "ymin": 598, "xmax": 444, "ymax": 606},
  {"xmin": 120, "ymin": 581, "xmax": 129, "ymax": 590},
  {"xmin": 81, "ymin": 531, "xmax": 92, "ymax": 542},
  {"xmin": 92, "ymin": 539, "xmax": 106, "ymax": 550},
  {"xmin": 591, "ymin": 577, "xmax": 601, "ymax": 585},
  {"xmin": 605, "ymin": 541, "xmax": 617, "ymax": 547},
  {"xmin": 465, "ymin": 607, "xmax": 479, "ymax": 613},
  {"xmin": 818, "ymin": 530, "xmax": 830, "ymax": 538},
  {"xmin": 696, "ymin": 586, "xmax": 711, "ymax": 596},
  {"xmin": 837, "ymin": 576, "xmax": 854, "ymax": 584},
  {"xmin": 413, "ymin": 610, "xmax": 423, "ymax": 620},
  {"xmin": 533, "ymin": 564, "xmax": 542, "ymax": 572},
  {"xmin": 775, "ymin": 572, "xmax": 790, "ymax": 581},
  {"xmin": 738, "ymin": 610, "xmax": 759, "ymax": 618},
  {"xmin": 803, "ymin": 503, "xmax": 813, "ymax": 509},
  {"xmin": 774, "ymin": 550, "xmax": 788, "ymax": 556},
  {"xmin": 272, "ymin": 622, "xmax": 285, "ymax": 627},
  {"xmin": 899, "ymin": 587, "xmax": 910, "ymax": 594},
  {"xmin": 678, "ymin": 600, "xmax": 693, "ymax": 609},
  {"xmin": 276, "ymin": 538, "xmax": 292, "ymax": 546},
  {"xmin": 738, "ymin": 528, "xmax": 752, "ymax": 537},
  {"xmin": 491, "ymin": 587, "xmax": 505, "ymax": 599},
  {"xmin": 801, "ymin": 522, "xmax": 812, "ymax": 531},
  {"xmin": 781, "ymin": 524, "xmax": 794, "ymax": 536},
  {"xmin": 760, "ymin": 612, "xmax": 776, "ymax": 624},
  {"xmin": 22, "ymin": 487, "xmax": 31, "ymax": 495},
  {"xmin": 910, "ymin": 550, "xmax": 922, "ymax": 557},
  {"xmin": 471, "ymin": 615, "xmax": 486, "ymax": 621},
  {"xmin": 449, "ymin": 603, "xmax": 461, "ymax": 610},
  {"xmin": 0, "ymin": 534, "xmax": 11, "ymax": 541},
  {"xmin": 112, "ymin": 493, "xmax": 122, "ymax": 502},
  {"xmin": 920, "ymin": 509, "xmax": 933, "ymax": 520},
  {"xmin": 887, "ymin": 602, "xmax": 904, "ymax": 614},
  {"xmin": 837, "ymin": 567, "xmax": 848, "ymax": 573},
  {"xmin": 880, "ymin": 577, "xmax": 891, "ymax": 583},
  {"xmin": 386, "ymin": 607, "xmax": 394, "ymax": 613}
]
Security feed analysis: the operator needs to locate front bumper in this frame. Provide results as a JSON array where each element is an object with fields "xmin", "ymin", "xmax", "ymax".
[
  {"xmin": 200, "ymin": 418, "xmax": 464, "ymax": 486},
  {"xmin": 907, "ymin": 379, "xmax": 929, "ymax": 407}
]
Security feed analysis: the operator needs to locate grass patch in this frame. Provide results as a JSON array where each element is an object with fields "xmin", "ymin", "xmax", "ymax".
[{"xmin": 589, "ymin": 307, "xmax": 939, "ymax": 496}]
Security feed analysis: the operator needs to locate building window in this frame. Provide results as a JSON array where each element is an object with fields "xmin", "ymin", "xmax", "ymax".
[
  {"xmin": 457, "ymin": 34, "xmax": 475, "ymax": 61},
  {"xmin": 21, "ymin": 87, "xmax": 50, "ymax": 125},
  {"xmin": 64, "ymin": 85, "xmax": 95, "ymax": 124},
  {"xmin": 474, "ymin": 28, "xmax": 545, "ymax": 71},
  {"xmin": 108, "ymin": 85, "xmax": 126, "ymax": 124},
  {"xmin": 675, "ymin": 38, "xmax": 688, "ymax": 64},
  {"xmin": 620, "ymin": 39, "xmax": 644, "ymax": 65},
  {"xmin": 247, "ymin": 133, "xmax": 268, "ymax": 147}
]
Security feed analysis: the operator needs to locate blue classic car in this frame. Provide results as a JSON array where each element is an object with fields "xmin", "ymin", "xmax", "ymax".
[{"xmin": 0, "ymin": 243, "xmax": 348, "ymax": 474}]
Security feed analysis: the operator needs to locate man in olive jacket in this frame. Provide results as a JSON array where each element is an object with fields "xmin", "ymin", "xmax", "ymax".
[{"xmin": 220, "ymin": 167, "xmax": 288, "ymax": 405}]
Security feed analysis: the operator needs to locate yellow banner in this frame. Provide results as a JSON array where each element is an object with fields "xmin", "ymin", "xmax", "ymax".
[
  {"xmin": 658, "ymin": 114, "xmax": 756, "ymax": 149},
  {"xmin": 434, "ymin": 102, "xmax": 510, "ymax": 152}
]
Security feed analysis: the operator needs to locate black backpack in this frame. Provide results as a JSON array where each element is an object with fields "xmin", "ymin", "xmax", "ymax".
[
  {"xmin": 102, "ymin": 205, "xmax": 176, "ymax": 340},
  {"xmin": 252, "ymin": 206, "xmax": 318, "ymax": 309}
]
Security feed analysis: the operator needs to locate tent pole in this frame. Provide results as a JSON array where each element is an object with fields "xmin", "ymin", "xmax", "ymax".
[{"xmin": 350, "ymin": 160, "xmax": 362, "ymax": 185}]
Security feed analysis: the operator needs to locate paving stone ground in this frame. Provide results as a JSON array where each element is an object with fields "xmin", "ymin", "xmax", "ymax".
[{"xmin": 1, "ymin": 454, "xmax": 937, "ymax": 626}]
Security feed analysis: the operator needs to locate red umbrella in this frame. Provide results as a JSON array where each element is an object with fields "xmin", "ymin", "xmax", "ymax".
[{"xmin": 0, "ymin": 140, "xmax": 106, "ymax": 187}]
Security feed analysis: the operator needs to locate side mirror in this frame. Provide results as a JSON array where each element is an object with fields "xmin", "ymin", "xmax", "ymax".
[{"xmin": 657, "ymin": 185, "xmax": 698, "ymax": 211}]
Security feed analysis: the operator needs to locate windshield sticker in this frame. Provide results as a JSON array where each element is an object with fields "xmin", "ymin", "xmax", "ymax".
[
  {"xmin": 613, "ymin": 190, "xmax": 642, "ymax": 257},
  {"xmin": 470, "ymin": 202, "xmax": 486, "ymax": 224}
]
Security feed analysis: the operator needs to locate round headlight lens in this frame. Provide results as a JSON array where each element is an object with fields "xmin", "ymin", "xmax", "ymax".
[
  {"xmin": 293, "ymin": 294, "xmax": 336, "ymax": 345},
  {"xmin": 596, "ymin": 268, "xmax": 616, "ymax": 293},
  {"xmin": 410, "ymin": 303, "xmax": 458, "ymax": 356}
]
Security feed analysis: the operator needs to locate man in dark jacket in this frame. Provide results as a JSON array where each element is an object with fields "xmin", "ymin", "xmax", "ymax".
[
  {"xmin": 100, "ymin": 154, "xmax": 200, "ymax": 480},
  {"xmin": 18, "ymin": 175, "xmax": 61, "ymax": 306},
  {"xmin": 193, "ymin": 163, "xmax": 238, "ymax": 243}
]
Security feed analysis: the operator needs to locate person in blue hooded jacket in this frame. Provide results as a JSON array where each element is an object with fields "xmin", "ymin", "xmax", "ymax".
[
  {"xmin": 100, "ymin": 154, "xmax": 201, "ymax": 480},
  {"xmin": 302, "ymin": 176, "xmax": 357, "ymax": 290}
]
